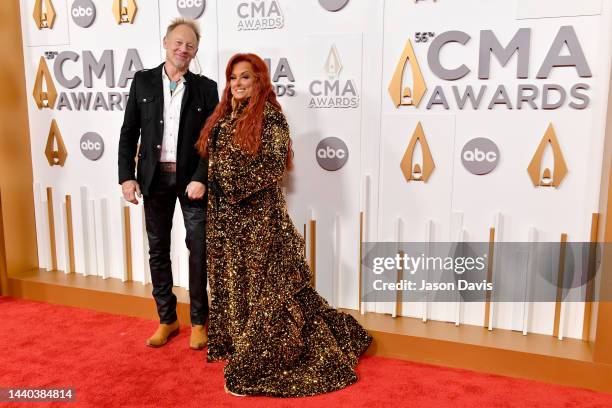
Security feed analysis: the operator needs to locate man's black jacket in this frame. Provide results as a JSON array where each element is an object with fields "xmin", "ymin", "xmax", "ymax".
[{"xmin": 118, "ymin": 63, "xmax": 218, "ymax": 196}]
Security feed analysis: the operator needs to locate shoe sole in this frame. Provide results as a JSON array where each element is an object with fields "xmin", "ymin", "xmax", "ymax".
[{"xmin": 145, "ymin": 327, "xmax": 179, "ymax": 348}]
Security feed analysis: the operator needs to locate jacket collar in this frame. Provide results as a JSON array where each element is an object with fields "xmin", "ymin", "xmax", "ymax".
[
  {"xmin": 152, "ymin": 62, "xmax": 196, "ymax": 113},
  {"xmin": 155, "ymin": 62, "xmax": 194, "ymax": 84}
]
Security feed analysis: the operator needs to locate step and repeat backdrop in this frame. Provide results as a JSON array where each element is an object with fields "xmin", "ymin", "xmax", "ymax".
[{"xmin": 19, "ymin": 0, "xmax": 612, "ymax": 339}]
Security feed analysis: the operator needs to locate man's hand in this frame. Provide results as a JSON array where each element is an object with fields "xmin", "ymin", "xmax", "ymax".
[
  {"xmin": 122, "ymin": 180, "xmax": 142, "ymax": 204},
  {"xmin": 186, "ymin": 181, "xmax": 206, "ymax": 200}
]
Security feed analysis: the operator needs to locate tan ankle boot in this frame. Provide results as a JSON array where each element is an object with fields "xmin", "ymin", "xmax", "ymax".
[
  {"xmin": 146, "ymin": 320, "xmax": 179, "ymax": 347},
  {"xmin": 190, "ymin": 324, "xmax": 208, "ymax": 350}
]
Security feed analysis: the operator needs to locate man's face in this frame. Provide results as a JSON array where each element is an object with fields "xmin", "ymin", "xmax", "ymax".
[{"xmin": 163, "ymin": 24, "xmax": 198, "ymax": 70}]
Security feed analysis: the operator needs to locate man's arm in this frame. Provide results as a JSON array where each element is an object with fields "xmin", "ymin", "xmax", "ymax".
[
  {"xmin": 118, "ymin": 74, "xmax": 140, "ymax": 185},
  {"xmin": 118, "ymin": 73, "xmax": 142, "ymax": 204}
]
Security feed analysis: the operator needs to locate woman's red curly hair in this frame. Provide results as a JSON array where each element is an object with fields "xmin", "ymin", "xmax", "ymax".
[{"xmin": 196, "ymin": 53, "xmax": 293, "ymax": 170}]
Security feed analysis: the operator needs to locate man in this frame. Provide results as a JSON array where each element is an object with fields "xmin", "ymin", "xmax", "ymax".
[{"xmin": 118, "ymin": 18, "xmax": 218, "ymax": 349}]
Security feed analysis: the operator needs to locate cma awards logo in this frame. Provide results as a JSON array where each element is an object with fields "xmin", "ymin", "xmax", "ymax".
[
  {"xmin": 237, "ymin": 0, "xmax": 284, "ymax": 31},
  {"xmin": 177, "ymin": 0, "xmax": 205, "ymax": 19},
  {"xmin": 308, "ymin": 45, "xmax": 359, "ymax": 109},
  {"xmin": 389, "ymin": 26, "xmax": 592, "ymax": 110},
  {"xmin": 32, "ymin": 49, "xmax": 143, "ymax": 112},
  {"xmin": 264, "ymin": 57, "xmax": 295, "ymax": 97},
  {"xmin": 316, "ymin": 137, "xmax": 348, "ymax": 171},
  {"xmin": 112, "ymin": 0, "xmax": 137, "ymax": 24}
]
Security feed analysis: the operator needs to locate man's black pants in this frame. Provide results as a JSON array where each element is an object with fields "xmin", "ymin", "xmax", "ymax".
[{"xmin": 143, "ymin": 168, "xmax": 208, "ymax": 325}]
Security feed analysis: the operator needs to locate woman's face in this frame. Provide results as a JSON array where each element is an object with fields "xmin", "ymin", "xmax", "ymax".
[{"xmin": 230, "ymin": 61, "xmax": 255, "ymax": 102}]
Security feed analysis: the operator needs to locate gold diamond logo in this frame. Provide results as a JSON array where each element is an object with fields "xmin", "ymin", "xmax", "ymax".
[
  {"xmin": 527, "ymin": 123, "xmax": 568, "ymax": 188},
  {"xmin": 33, "ymin": 0, "xmax": 56, "ymax": 29},
  {"xmin": 400, "ymin": 122, "xmax": 435, "ymax": 182},
  {"xmin": 324, "ymin": 45, "xmax": 343, "ymax": 79},
  {"xmin": 113, "ymin": 0, "xmax": 137, "ymax": 24},
  {"xmin": 33, "ymin": 56, "xmax": 58, "ymax": 109},
  {"xmin": 45, "ymin": 119, "xmax": 68, "ymax": 167},
  {"xmin": 389, "ymin": 39, "xmax": 427, "ymax": 108}
]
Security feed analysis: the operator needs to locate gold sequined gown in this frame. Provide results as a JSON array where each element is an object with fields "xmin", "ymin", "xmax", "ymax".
[{"xmin": 205, "ymin": 103, "xmax": 372, "ymax": 397}]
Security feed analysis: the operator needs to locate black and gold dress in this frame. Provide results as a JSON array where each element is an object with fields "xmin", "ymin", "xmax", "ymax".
[{"xmin": 206, "ymin": 102, "xmax": 372, "ymax": 397}]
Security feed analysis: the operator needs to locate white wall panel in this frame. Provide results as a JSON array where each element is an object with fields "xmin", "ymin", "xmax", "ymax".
[
  {"xmin": 18, "ymin": 0, "xmax": 612, "ymax": 339},
  {"xmin": 517, "ymin": 0, "xmax": 602, "ymax": 20}
]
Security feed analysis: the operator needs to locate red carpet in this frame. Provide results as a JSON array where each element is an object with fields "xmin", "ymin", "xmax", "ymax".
[{"xmin": 0, "ymin": 297, "xmax": 611, "ymax": 407}]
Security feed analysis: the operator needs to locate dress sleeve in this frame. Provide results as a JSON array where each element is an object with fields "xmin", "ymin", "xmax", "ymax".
[{"xmin": 216, "ymin": 110, "xmax": 289, "ymax": 204}]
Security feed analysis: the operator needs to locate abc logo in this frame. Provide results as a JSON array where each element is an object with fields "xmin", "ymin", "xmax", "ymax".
[
  {"xmin": 177, "ymin": 0, "xmax": 206, "ymax": 19},
  {"xmin": 81, "ymin": 140, "xmax": 101, "ymax": 150},
  {"xmin": 317, "ymin": 146, "xmax": 346, "ymax": 159},
  {"xmin": 316, "ymin": 137, "xmax": 348, "ymax": 171},
  {"xmin": 71, "ymin": 0, "xmax": 96, "ymax": 28},
  {"xmin": 461, "ymin": 138, "xmax": 500, "ymax": 175},
  {"xmin": 80, "ymin": 132, "xmax": 104, "ymax": 161},
  {"xmin": 463, "ymin": 148, "xmax": 497, "ymax": 163},
  {"xmin": 319, "ymin": 0, "xmax": 350, "ymax": 12},
  {"xmin": 72, "ymin": 6, "xmax": 93, "ymax": 17},
  {"xmin": 178, "ymin": 0, "xmax": 203, "ymax": 6}
]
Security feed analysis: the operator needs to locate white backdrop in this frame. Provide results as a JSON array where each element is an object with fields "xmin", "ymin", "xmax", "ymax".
[{"xmin": 19, "ymin": 0, "xmax": 612, "ymax": 339}]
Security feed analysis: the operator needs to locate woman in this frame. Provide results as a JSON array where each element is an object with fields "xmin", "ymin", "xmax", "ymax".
[{"xmin": 197, "ymin": 53, "xmax": 371, "ymax": 397}]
